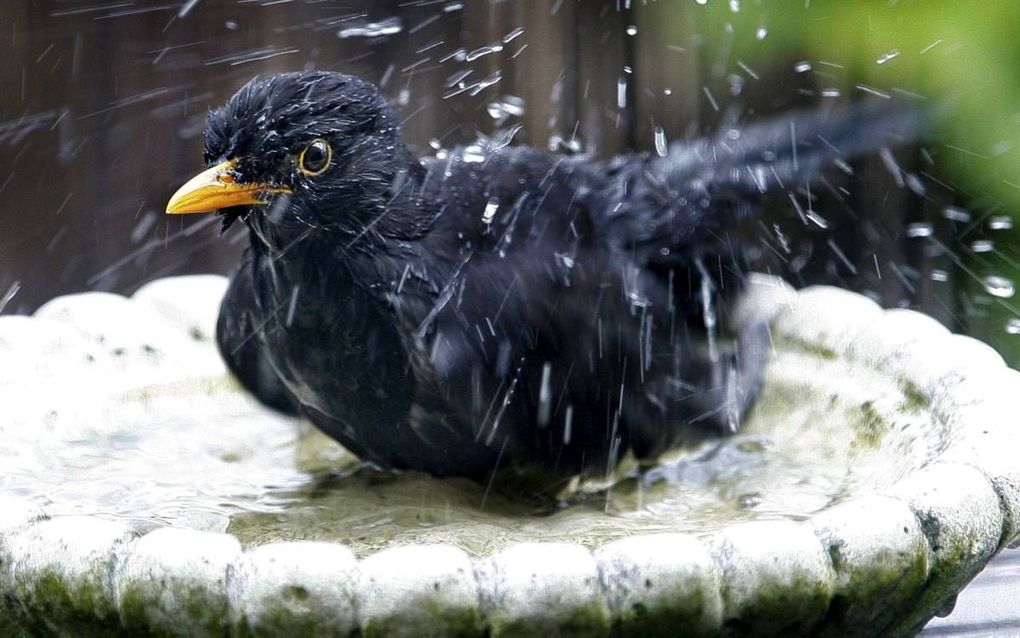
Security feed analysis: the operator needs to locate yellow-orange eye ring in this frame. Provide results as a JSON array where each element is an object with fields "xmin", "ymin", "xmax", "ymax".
[{"xmin": 298, "ymin": 139, "xmax": 332, "ymax": 176}]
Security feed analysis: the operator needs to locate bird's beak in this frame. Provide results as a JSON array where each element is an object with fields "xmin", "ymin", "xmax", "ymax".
[{"xmin": 165, "ymin": 159, "xmax": 292, "ymax": 215}]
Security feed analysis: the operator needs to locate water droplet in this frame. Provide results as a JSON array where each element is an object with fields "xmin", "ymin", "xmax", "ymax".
[
  {"xmin": 943, "ymin": 206, "xmax": 971, "ymax": 222},
  {"xmin": 755, "ymin": 26, "xmax": 768, "ymax": 40},
  {"xmin": 876, "ymin": 49, "xmax": 901, "ymax": 65},
  {"xmin": 1007, "ymin": 318, "xmax": 1020, "ymax": 335},
  {"xmin": 482, "ymin": 200, "xmax": 499, "ymax": 224},
  {"xmin": 502, "ymin": 27, "xmax": 525, "ymax": 43},
  {"xmin": 337, "ymin": 17, "xmax": 403, "ymax": 39},
  {"xmin": 727, "ymin": 74, "xmax": 744, "ymax": 96},
  {"xmin": 989, "ymin": 215, "xmax": 1014, "ymax": 230},
  {"xmin": 468, "ymin": 71, "xmax": 503, "ymax": 97},
  {"xmin": 694, "ymin": 0, "xmax": 708, "ymax": 5},
  {"xmin": 794, "ymin": 61, "xmax": 812, "ymax": 73},
  {"xmin": 626, "ymin": 25, "xmax": 638, "ymax": 36},
  {"xmin": 930, "ymin": 269, "xmax": 949, "ymax": 282},
  {"xmin": 548, "ymin": 135, "xmax": 582, "ymax": 153},
  {"xmin": 729, "ymin": 0, "xmax": 741, "ymax": 13},
  {"xmin": 462, "ymin": 145, "xmax": 486, "ymax": 163},
  {"xmin": 653, "ymin": 126, "xmax": 668, "ymax": 157},
  {"xmin": 537, "ymin": 362, "xmax": 553, "ymax": 426},
  {"xmin": 737, "ymin": 492, "xmax": 761, "ymax": 509},
  {"xmin": 465, "ymin": 44, "xmax": 504, "ymax": 62},
  {"xmin": 486, "ymin": 94, "xmax": 526, "ymax": 123},
  {"xmin": 983, "ymin": 275, "xmax": 1015, "ymax": 299},
  {"xmin": 970, "ymin": 239, "xmax": 994, "ymax": 253},
  {"xmin": 905, "ymin": 222, "xmax": 934, "ymax": 238}
]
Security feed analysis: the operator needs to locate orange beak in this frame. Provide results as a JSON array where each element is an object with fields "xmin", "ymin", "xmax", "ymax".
[{"xmin": 165, "ymin": 159, "xmax": 292, "ymax": 215}]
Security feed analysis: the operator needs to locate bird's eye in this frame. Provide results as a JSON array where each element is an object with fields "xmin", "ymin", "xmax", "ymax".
[{"xmin": 298, "ymin": 139, "xmax": 332, "ymax": 176}]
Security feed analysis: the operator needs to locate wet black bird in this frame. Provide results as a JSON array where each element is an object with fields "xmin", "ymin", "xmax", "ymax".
[{"xmin": 166, "ymin": 71, "xmax": 915, "ymax": 487}]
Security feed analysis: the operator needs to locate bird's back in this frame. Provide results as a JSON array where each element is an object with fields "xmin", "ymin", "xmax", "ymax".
[{"xmin": 385, "ymin": 143, "xmax": 759, "ymax": 484}]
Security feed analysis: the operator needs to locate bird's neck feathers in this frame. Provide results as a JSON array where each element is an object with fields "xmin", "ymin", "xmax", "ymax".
[{"xmin": 243, "ymin": 157, "xmax": 436, "ymax": 296}]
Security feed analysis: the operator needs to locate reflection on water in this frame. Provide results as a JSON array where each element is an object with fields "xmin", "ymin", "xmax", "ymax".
[{"xmin": 0, "ymin": 292, "xmax": 943, "ymax": 557}]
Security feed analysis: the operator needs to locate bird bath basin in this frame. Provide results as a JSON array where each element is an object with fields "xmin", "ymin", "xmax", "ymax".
[{"xmin": 1, "ymin": 274, "xmax": 1018, "ymax": 636}]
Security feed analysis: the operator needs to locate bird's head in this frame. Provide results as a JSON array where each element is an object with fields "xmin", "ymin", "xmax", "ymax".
[{"xmin": 166, "ymin": 71, "xmax": 422, "ymax": 248}]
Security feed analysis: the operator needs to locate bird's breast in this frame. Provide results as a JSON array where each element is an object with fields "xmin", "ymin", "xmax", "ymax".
[{"xmin": 251, "ymin": 257, "xmax": 415, "ymax": 426}]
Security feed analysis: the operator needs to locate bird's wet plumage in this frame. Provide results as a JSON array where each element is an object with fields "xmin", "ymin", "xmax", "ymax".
[{"xmin": 169, "ymin": 71, "xmax": 917, "ymax": 489}]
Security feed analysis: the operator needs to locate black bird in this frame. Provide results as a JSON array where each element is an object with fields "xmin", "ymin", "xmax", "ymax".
[{"xmin": 166, "ymin": 71, "xmax": 915, "ymax": 487}]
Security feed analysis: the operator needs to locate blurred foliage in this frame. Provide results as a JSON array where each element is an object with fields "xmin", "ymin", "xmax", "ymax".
[{"xmin": 692, "ymin": 0, "xmax": 1020, "ymax": 362}]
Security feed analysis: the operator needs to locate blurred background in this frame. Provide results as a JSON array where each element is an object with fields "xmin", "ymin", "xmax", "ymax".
[{"xmin": 2, "ymin": 0, "xmax": 1019, "ymax": 363}]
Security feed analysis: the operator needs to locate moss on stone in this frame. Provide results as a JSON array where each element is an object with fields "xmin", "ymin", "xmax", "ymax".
[
  {"xmin": 898, "ymin": 381, "xmax": 929, "ymax": 412},
  {"xmin": 612, "ymin": 588, "xmax": 714, "ymax": 638},
  {"xmin": 362, "ymin": 604, "xmax": 485, "ymax": 638},
  {"xmin": 236, "ymin": 602, "xmax": 352, "ymax": 638},
  {"xmin": 781, "ymin": 336, "xmax": 838, "ymax": 361},
  {"xmin": 852, "ymin": 401, "xmax": 888, "ymax": 449},
  {"xmin": 813, "ymin": 540, "xmax": 929, "ymax": 636},
  {"xmin": 119, "ymin": 581, "xmax": 228, "ymax": 638},
  {"xmin": 490, "ymin": 602, "xmax": 610, "ymax": 638},
  {"xmin": 0, "ymin": 591, "xmax": 33, "ymax": 637},
  {"xmin": 720, "ymin": 574, "xmax": 831, "ymax": 637},
  {"xmin": 9, "ymin": 567, "xmax": 124, "ymax": 638}
]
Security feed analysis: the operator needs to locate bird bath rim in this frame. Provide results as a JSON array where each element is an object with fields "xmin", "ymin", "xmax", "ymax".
[{"xmin": 2, "ymin": 273, "xmax": 1019, "ymax": 636}]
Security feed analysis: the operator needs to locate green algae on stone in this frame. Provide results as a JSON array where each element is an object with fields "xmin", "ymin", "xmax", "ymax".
[
  {"xmin": 235, "ymin": 591, "xmax": 347, "ymax": 638},
  {"xmin": 361, "ymin": 605, "xmax": 485, "ymax": 638},
  {"xmin": 612, "ymin": 589, "xmax": 711, "ymax": 638},
  {"xmin": 119, "ymin": 583, "xmax": 229, "ymax": 638},
  {"xmin": 883, "ymin": 464, "xmax": 1006, "ymax": 635},
  {"xmin": 779, "ymin": 335, "xmax": 839, "ymax": 361},
  {"xmin": 489, "ymin": 603, "xmax": 610, "ymax": 638},
  {"xmin": 853, "ymin": 401, "xmax": 888, "ymax": 449},
  {"xmin": 0, "ymin": 517, "xmax": 136, "ymax": 638},
  {"xmin": 813, "ymin": 538, "xmax": 929, "ymax": 636},
  {"xmin": 718, "ymin": 576, "xmax": 833, "ymax": 637},
  {"xmin": 899, "ymin": 381, "xmax": 930, "ymax": 413},
  {"xmin": 10, "ymin": 569, "xmax": 123, "ymax": 638},
  {"xmin": 116, "ymin": 529, "xmax": 240, "ymax": 638}
]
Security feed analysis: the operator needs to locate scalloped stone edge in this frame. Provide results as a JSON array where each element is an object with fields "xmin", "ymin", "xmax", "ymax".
[{"xmin": 1, "ymin": 274, "xmax": 1017, "ymax": 636}]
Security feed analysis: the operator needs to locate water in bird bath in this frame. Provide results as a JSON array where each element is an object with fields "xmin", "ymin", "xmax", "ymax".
[{"xmin": 0, "ymin": 293, "xmax": 944, "ymax": 557}]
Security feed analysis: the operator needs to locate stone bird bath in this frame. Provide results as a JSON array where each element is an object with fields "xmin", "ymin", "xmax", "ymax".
[{"xmin": 1, "ymin": 274, "xmax": 1017, "ymax": 636}]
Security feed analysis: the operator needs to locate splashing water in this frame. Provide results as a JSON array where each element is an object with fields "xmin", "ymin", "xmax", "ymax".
[
  {"xmin": 982, "ymin": 275, "xmax": 1016, "ymax": 299},
  {"xmin": 338, "ymin": 18, "xmax": 403, "ymax": 39}
]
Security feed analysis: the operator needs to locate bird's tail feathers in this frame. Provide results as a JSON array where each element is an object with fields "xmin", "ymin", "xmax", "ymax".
[
  {"xmin": 695, "ymin": 99, "xmax": 924, "ymax": 192},
  {"xmin": 633, "ymin": 99, "xmax": 926, "ymax": 255}
]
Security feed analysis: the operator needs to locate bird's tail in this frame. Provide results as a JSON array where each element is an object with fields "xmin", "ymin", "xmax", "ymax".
[
  {"xmin": 599, "ymin": 100, "xmax": 925, "ymax": 261},
  {"xmin": 679, "ymin": 99, "xmax": 924, "ymax": 196}
]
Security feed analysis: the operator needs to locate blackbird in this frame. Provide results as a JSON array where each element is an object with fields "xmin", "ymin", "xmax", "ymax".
[{"xmin": 166, "ymin": 71, "xmax": 916, "ymax": 487}]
